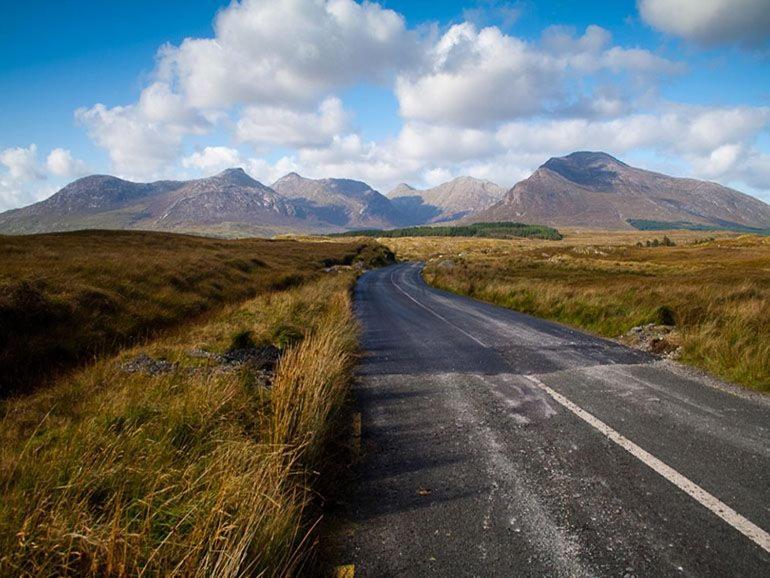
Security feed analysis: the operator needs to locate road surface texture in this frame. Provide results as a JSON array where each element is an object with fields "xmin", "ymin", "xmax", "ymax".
[{"xmin": 336, "ymin": 262, "xmax": 770, "ymax": 577}]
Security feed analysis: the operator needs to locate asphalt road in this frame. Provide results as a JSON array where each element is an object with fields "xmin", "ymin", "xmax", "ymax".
[{"xmin": 336, "ymin": 262, "xmax": 770, "ymax": 577}]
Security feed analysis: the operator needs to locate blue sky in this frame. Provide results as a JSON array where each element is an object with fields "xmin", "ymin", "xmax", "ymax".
[{"xmin": 2, "ymin": 0, "xmax": 769, "ymax": 210}]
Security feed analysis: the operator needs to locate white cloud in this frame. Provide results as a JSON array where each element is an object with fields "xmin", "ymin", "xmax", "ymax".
[
  {"xmin": 396, "ymin": 24, "xmax": 560, "ymax": 126},
  {"xmin": 181, "ymin": 146, "xmax": 244, "ymax": 174},
  {"xmin": 396, "ymin": 122, "xmax": 499, "ymax": 162},
  {"xmin": 396, "ymin": 23, "xmax": 681, "ymax": 127},
  {"xmin": 741, "ymin": 154, "xmax": 770, "ymax": 192},
  {"xmin": 46, "ymin": 148, "xmax": 88, "ymax": 178},
  {"xmin": 422, "ymin": 167, "xmax": 454, "ymax": 187},
  {"xmin": 181, "ymin": 147, "xmax": 302, "ymax": 184},
  {"xmin": 244, "ymin": 156, "xmax": 302, "ymax": 185},
  {"xmin": 159, "ymin": 0, "xmax": 421, "ymax": 110},
  {"xmin": 638, "ymin": 0, "xmax": 770, "ymax": 47},
  {"xmin": 76, "ymin": 82, "xmax": 210, "ymax": 180},
  {"xmin": 1, "ymin": 144, "xmax": 44, "ymax": 181},
  {"xmin": 0, "ymin": 144, "xmax": 53, "ymax": 210},
  {"xmin": 495, "ymin": 106, "xmax": 770, "ymax": 158},
  {"xmin": 294, "ymin": 134, "xmax": 424, "ymax": 190},
  {"xmin": 236, "ymin": 97, "xmax": 349, "ymax": 148}
]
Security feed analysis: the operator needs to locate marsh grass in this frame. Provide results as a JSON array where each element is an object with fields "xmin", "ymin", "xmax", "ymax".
[
  {"xmin": 0, "ymin": 269, "xmax": 361, "ymax": 576},
  {"xmin": 0, "ymin": 229, "xmax": 386, "ymax": 396},
  {"xmin": 384, "ymin": 233, "xmax": 770, "ymax": 391}
]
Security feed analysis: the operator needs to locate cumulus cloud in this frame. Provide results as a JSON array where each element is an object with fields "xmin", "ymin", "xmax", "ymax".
[
  {"xmin": 422, "ymin": 167, "xmax": 455, "ymax": 187},
  {"xmin": 76, "ymin": 82, "xmax": 210, "ymax": 179},
  {"xmin": 292, "ymin": 134, "xmax": 424, "ymax": 190},
  {"xmin": 0, "ymin": 145, "xmax": 56, "ymax": 209},
  {"xmin": 46, "ymin": 148, "xmax": 88, "ymax": 178},
  {"xmin": 495, "ymin": 105, "xmax": 770, "ymax": 158},
  {"xmin": 638, "ymin": 0, "xmax": 770, "ymax": 47},
  {"xmin": 236, "ymin": 97, "xmax": 349, "ymax": 148},
  {"xmin": 1, "ymin": 144, "xmax": 45, "ymax": 181},
  {"xmin": 244, "ymin": 156, "xmax": 303, "ymax": 185},
  {"xmin": 158, "ymin": 0, "xmax": 420, "ymax": 109},
  {"xmin": 396, "ymin": 23, "xmax": 681, "ymax": 127},
  {"xmin": 396, "ymin": 122, "xmax": 499, "ymax": 162},
  {"xmin": 181, "ymin": 146, "xmax": 244, "ymax": 174}
]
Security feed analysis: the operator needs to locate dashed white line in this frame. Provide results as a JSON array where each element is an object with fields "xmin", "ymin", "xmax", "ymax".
[
  {"xmin": 523, "ymin": 375, "xmax": 770, "ymax": 554},
  {"xmin": 389, "ymin": 268, "xmax": 489, "ymax": 348}
]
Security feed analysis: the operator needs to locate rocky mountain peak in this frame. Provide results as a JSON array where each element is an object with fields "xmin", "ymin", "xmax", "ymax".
[
  {"xmin": 541, "ymin": 151, "xmax": 628, "ymax": 190},
  {"xmin": 213, "ymin": 167, "xmax": 258, "ymax": 186}
]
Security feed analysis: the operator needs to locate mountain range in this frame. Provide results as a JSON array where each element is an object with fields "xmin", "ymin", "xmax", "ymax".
[{"xmin": 1, "ymin": 152, "xmax": 769, "ymax": 236}]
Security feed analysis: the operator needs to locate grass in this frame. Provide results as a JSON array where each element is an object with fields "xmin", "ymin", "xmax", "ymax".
[
  {"xmin": 330, "ymin": 221, "xmax": 563, "ymax": 240},
  {"xmin": 0, "ymin": 271, "xmax": 362, "ymax": 576},
  {"xmin": 0, "ymin": 229, "xmax": 391, "ymax": 396},
  {"xmin": 382, "ymin": 232, "xmax": 770, "ymax": 391}
]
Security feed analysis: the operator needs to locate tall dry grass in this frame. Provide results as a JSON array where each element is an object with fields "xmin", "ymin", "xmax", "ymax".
[
  {"xmin": 0, "ymin": 273, "xmax": 360, "ymax": 576},
  {"xmin": 269, "ymin": 291, "xmax": 358, "ymax": 465},
  {"xmin": 0, "ymin": 229, "xmax": 387, "ymax": 396}
]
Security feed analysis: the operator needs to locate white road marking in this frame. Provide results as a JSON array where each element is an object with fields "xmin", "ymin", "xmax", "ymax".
[
  {"xmin": 523, "ymin": 375, "xmax": 770, "ymax": 554},
  {"xmin": 389, "ymin": 268, "xmax": 489, "ymax": 348}
]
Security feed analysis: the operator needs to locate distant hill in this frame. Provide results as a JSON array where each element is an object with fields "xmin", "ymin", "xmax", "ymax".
[
  {"xmin": 470, "ymin": 152, "xmax": 770, "ymax": 230},
  {"xmin": 0, "ymin": 169, "xmax": 316, "ymax": 236},
  {"xmin": 388, "ymin": 176, "xmax": 505, "ymax": 224},
  {"xmin": 271, "ymin": 172, "xmax": 405, "ymax": 229}
]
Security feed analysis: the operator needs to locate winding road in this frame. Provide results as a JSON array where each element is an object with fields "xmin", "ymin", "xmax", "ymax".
[{"xmin": 336, "ymin": 262, "xmax": 770, "ymax": 577}]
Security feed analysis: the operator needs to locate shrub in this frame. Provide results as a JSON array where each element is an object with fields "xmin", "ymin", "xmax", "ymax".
[
  {"xmin": 656, "ymin": 305, "xmax": 677, "ymax": 326},
  {"xmin": 271, "ymin": 324, "xmax": 305, "ymax": 350},
  {"xmin": 229, "ymin": 329, "xmax": 257, "ymax": 351}
]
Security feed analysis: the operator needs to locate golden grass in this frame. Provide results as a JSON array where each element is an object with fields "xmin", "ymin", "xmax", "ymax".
[
  {"xmin": 0, "ymin": 229, "xmax": 387, "ymax": 396},
  {"xmin": 0, "ymin": 273, "xmax": 361, "ymax": 576},
  {"xmin": 382, "ymin": 232, "xmax": 770, "ymax": 391}
]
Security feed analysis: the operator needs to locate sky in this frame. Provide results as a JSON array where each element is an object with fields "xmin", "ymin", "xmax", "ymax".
[{"xmin": 2, "ymin": 0, "xmax": 770, "ymax": 211}]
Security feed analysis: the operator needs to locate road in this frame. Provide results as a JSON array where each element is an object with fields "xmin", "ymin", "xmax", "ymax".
[{"xmin": 335, "ymin": 262, "xmax": 770, "ymax": 577}]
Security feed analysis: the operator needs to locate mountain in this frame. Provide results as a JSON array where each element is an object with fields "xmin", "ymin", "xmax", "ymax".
[
  {"xmin": 388, "ymin": 176, "xmax": 506, "ymax": 225},
  {"xmin": 470, "ymin": 152, "xmax": 770, "ymax": 230},
  {"xmin": 271, "ymin": 172, "xmax": 405, "ymax": 229},
  {"xmin": 5, "ymin": 155, "xmax": 764, "ymax": 236},
  {"xmin": 149, "ymin": 168, "xmax": 305, "ymax": 228},
  {"xmin": 0, "ymin": 169, "xmax": 315, "ymax": 236}
]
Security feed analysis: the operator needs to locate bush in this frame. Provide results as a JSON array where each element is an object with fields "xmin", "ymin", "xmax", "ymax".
[
  {"xmin": 271, "ymin": 324, "xmax": 305, "ymax": 350},
  {"xmin": 229, "ymin": 329, "xmax": 257, "ymax": 351},
  {"xmin": 655, "ymin": 305, "xmax": 677, "ymax": 326}
]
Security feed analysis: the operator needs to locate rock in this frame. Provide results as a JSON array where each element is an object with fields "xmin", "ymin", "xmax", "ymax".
[
  {"xmin": 620, "ymin": 324, "xmax": 681, "ymax": 358},
  {"xmin": 324, "ymin": 264, "xmax": 353, "ymax": 273},
  {"xmin": 120, "ymin": 353, "xmax": 176, "ymax": 375},
  {"xmin": 221, "ymin": 344, "xmax": 281, "ymax": 370},
  {"xmin": 187, "ymin": 348, "xmax": 218, "ymax": 359},
  {"xmin": 437, "ymin": 259, "xmax": 455, "ymax": 269}
]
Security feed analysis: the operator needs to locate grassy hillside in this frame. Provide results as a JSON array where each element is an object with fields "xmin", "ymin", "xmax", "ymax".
[
  {"xmin": 384, "ymin": 233, "xmax": 770, "ymax": 391},
  {"xmin": 0, "ymin": 272, "xmax": 361, "ymax": 575},
  {"xmin": 331, "ymin": 221, "xmax": 563, "ymax": 240},
  {"xmin": 0, "ymin": 230, "xmax": 392, "ymax": 396}
]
